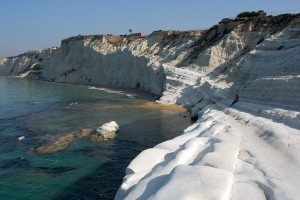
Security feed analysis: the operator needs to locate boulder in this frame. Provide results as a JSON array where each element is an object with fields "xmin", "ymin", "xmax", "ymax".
[
  {"xmin": 91, "ymin": 121, "xmax": 119, "ymax": 142},
  {"xmin": 32, "ymin": 122, "xmax": 119, "ymax": 154}
]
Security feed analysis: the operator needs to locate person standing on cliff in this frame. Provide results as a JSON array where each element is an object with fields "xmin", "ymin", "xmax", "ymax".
[{"xmin": 230, "ymin": 94, "xmax": 239, "ymax": 107}]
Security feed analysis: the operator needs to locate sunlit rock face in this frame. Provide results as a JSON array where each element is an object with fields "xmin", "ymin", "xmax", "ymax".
[
  {"xmin": 1, "ymin": 14, "xmax": 299, "ymax": 114},
  {"xmin": 1, "ymin": 13, "xmax": 300, "ymax": 200}
]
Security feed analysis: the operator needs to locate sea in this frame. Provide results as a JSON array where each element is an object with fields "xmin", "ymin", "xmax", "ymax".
[{"xmin": 0, "ymin": 76, "xmax": 191, "ymax": 200}]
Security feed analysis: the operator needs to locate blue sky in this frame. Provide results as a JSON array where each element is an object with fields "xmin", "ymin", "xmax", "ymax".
[{"xmin": 1, "ymin": 0, "xmax": 300, "ymax": 56}]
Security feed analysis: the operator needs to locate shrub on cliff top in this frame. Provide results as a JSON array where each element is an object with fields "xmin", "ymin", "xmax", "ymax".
[{"xmin": 237, "ymin": 10, "xmax": 267, "ymax": 18}]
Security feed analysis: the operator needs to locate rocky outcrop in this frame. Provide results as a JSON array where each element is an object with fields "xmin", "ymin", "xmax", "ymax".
[
  {"xmin": 33, "ymin": 128, "xmax": 94, "ymax": 154},
  {"xmin": 0, "ymin": 48, "xmax": 57, "ymax": 78},
  {"xmin": 33, "ymin": 121, "xmax": 120, "ymax": 154},
  {"xmin": 1, "ymin": 13, "xmax": 300, "ymax": 200},
  {"xmin": 1, "ymin": 14, "xmax": 300, "ymax": 121},
  {"xmin": 90, "ymin": 121, "xmax": 120, "ymax": 142}
]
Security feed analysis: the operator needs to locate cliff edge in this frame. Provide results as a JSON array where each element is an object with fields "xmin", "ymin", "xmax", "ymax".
[
  {"xmin": 1, "ymin": 14, "xmax": 299, "ymax": 114},
  {"xmin": 1, "ymin": 13, "xmax": 300, "ymax": 200}
]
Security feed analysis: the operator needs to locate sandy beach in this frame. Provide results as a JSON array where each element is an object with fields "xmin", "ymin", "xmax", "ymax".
[{"xmin": 104, "ymin": 101, "xmax": 187, "ymax": 112}]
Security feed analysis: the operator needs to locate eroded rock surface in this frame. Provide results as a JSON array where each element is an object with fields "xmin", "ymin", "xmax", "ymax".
[{"xmin": 33, "ymin": 122, "xmax": 119, "ymax": 154}]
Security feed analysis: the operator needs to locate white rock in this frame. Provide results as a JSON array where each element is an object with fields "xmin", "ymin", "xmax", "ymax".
[
  {"xmin": 1, "ymin": 18, "xmax": 300, "ymax": 200},
  {"xmin": 18, "ymin": 136, "xmax": 25, "ymax": 141},
  {"xmin": 96, "ymin": 121, "xmax": 119, "ymax": 135}
]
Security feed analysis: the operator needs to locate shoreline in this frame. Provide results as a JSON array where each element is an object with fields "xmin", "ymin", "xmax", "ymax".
[
  {"xmin": 58, "ymin": 80, "xmax": 161, "ymax": 99},
  {"xmin": 64, "ymin": 80, "xmax": 188, "ymax": 112},
  {"xmin": 104, "ymin": 101, "xmax": 188, "ymax": 112},
  {"xmin": 5, "ymin": 75, "xmax": 189, "ymax": 113},
  {"xmin": 1, "ymin": 75, "xmax": 161, "ymax": 101}
]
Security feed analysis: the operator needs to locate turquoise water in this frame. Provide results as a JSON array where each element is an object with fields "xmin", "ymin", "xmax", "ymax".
[{"xmin": 0, "ymin": 76, "xmax": 191, "ymax": 199}]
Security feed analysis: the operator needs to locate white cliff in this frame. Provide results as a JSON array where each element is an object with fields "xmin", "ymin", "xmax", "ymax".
[{"xmin": 1, "ymin": 13, "xmax": 300, "ymax": 200}]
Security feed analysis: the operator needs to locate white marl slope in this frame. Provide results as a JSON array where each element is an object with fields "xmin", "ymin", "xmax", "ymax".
[{"xmin": 1, "ymin": 14, "xmax": 300, "ymax": 200}]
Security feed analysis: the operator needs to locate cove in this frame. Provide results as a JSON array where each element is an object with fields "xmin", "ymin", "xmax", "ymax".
[{"xmin": 0, "ymin": 76, "xmax": 191, "ymax": 199}]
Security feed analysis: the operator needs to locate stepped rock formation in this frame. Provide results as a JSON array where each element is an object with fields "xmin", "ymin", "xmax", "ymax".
[
  {"xmin": 1, "ymin": 14, "xmax": 299, "ymax": 115},
  {"xmin": 1, "ymin": 13, "xmax": 300, "ymax": 200}
]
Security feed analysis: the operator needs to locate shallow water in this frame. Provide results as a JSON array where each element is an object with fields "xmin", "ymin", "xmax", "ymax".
[{"xmin": 0, "ymin": 76, "xmax": 191, "ymax": 200}]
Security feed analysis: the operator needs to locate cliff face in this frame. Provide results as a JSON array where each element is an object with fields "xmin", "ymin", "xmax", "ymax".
[
  {"xmin": 1, "ymin": 14, "xmax": 300, "ymax": 115},
  {"xmin": 115, "ymin": 14, "xmax": 300, "ymax": 200},
  {"xmin": 1, "ymin": 13, "xmax": 300, "ymax": 200}
]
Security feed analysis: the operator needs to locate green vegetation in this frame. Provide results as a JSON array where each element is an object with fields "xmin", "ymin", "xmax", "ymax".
[{"xmin": 237, "ymin": 10, "xmax": 267, "ymax": 18}]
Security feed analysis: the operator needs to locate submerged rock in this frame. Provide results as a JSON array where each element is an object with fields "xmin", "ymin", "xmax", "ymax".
[
  {"xmin": 35, "ymin": 166, "xmax": 77, "ymax": 175},
  {"xmin": 33, "ymin": 128, "xmax": 94, "ymax": 154},
  {"xmin": 0, "ymin": 157, "xmax": 30, "ymax": 170},
  {"xmin": 32, "ymin": 122, "xmax": 119, "ymax": 154},
  {"xmin": 0, "ymin": 156, "xmax": 77, "ymax": 179}
]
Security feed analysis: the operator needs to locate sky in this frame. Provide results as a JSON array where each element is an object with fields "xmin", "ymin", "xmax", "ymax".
[{"xmin": 1, "ymin": 0, "xmax": 300, "ymax": 57}]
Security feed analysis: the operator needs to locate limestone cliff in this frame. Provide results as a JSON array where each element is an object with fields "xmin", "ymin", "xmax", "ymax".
[{"xmin": 1, "ymin": 14, "xmax": 300, "ymax": 121}]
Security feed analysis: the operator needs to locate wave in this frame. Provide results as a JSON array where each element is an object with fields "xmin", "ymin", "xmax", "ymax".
[{"xmin": 87, "ymin": 86, "xmax": 136, "ymax": 98}]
